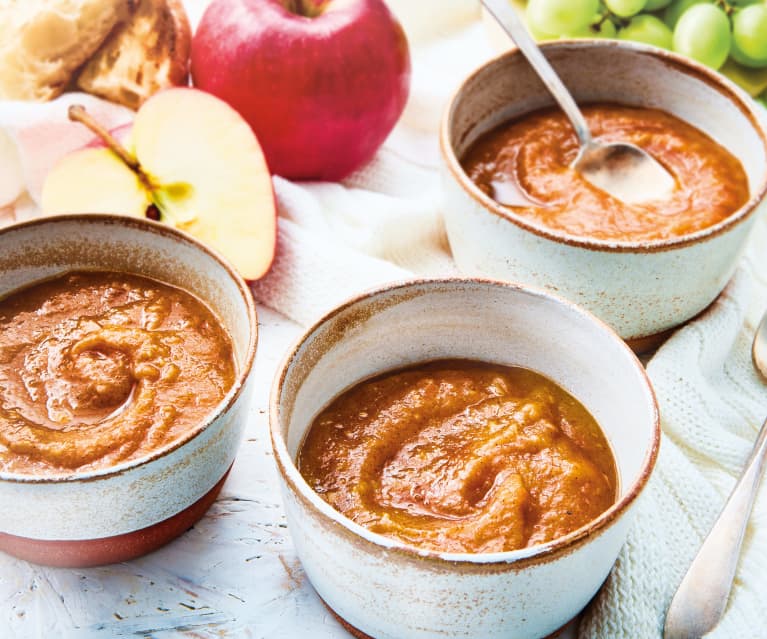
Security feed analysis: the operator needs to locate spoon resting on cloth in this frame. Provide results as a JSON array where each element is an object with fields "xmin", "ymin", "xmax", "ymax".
[
  {"xmin": 663, "ymin": 310, "xmax": 767, "ymax": 638},
  {"xmin": 481, "ymin": 0, "xmax": 676, "ymax": 206}
]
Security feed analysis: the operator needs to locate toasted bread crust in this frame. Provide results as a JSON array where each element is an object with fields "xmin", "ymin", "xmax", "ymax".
[
  {"xmin": 0, "ymin": 0, "xmax": 136, "ymax": 101},
  {"xmin": 0, "ymin": 0, "xmax": 189, "ymax": 108},
  {"xmin": 75, "ymin": 0, "xmax": 191, "ymax": 110}
]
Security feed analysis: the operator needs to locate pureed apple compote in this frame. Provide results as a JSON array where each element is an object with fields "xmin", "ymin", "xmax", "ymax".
[
  {"xmin": 298, "ymin": 359, "xmax": 617, "ymax": 553},
  {"xmin": 0, "ymin": 271, "xmax": 235, "ymax": 474},
  {"xmin": 462, "ymin": 103, "xmax": 749, "ymax": 242}
]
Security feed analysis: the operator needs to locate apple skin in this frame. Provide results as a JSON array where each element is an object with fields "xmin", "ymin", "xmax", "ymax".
[{"xmin": 191, "ymin": 0, "xmax": 411, "ymax": 181}]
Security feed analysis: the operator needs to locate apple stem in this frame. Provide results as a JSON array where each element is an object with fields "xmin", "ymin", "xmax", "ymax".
[
  {"xmin": 286, "ymin": 0, "xmax": 328, "ymax": 18},
  {"xmin": 68, "ymin": 105, "xmax": 156, "ymax": 192}
]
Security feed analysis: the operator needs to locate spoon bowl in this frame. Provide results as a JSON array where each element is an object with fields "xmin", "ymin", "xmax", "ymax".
[
  {"xmin": 482, "ymin": 0, "xmax": 676, "ymax": 205},
  {"xmin": 574, "ymin": 139, "xmax": 676, "ymax": 205}
]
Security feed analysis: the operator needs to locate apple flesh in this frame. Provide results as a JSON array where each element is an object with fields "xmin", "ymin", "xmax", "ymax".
[
  {"xmin": 41, "ymin": 88, "xmax": 277, "ymax": 280},
  {"xmin": 42, "ymin": 147, "xmax": 152, "ymax": 216},
  {"xmin": 191, "ymin": 0, "xmax": 411, "ymax": 181}
]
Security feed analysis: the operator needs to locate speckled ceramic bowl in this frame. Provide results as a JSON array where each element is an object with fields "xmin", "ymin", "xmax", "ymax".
[
  {"xmin": 270, "ymin": 278, "xmax": 659, "ymax": 639},
  {"xmin": 441, "ymin": 40, "xmax": 767, "ymax": 350},
  {"xmin": 0, "ymin": 215, "xmax": 257, "ymax": 567}
]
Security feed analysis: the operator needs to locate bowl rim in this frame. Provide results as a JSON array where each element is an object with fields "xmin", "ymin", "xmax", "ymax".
[
  {"xmin": 269, "ymin": 276, "xmax": 661, "ymax": 567},
  {"xmin": 0, "ymin": 213, "xmax": 258, "ymax": 484},
  {"xmin": 440, "ymin": 39, "xmax": 767, "ymax": 254}
]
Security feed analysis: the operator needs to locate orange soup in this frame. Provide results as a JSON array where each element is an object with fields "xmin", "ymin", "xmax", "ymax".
[
  {"xmin": 0, "ymin": 271, "xmax": 235, "ymax": 475},
  {"xmin": 461, "ymin": 104, "xmax": 749, "ymax": 242},
  {"xmin": 299, "ymin": 360, "xmax": 617, "ymax": 554}
]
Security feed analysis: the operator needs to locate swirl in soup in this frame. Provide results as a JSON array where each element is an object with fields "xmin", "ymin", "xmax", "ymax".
[
  {"xmin": 299, "ymin": 360, "xmax": 617, "ymax": 554},
  {"xmin": 0, "ymin": 271, "xmax": 235, "ymax": 475},
  {"xmin": 461, "ymin": 104, "xmax": 749, "ymax": 242}
]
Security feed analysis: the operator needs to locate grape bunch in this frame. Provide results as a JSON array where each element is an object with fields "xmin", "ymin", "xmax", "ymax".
[{"xmin": 518, "ymin": 0, "xmax": 767, "ymax": 106}]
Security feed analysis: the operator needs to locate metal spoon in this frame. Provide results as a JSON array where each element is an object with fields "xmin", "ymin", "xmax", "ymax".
[
  {"xmin": 481, "ymin": 0, "xmax": 676, "ymax": 205},
  {"xmin": 663, "ymin": 310, "xmax": 767, "ymax": 639}
]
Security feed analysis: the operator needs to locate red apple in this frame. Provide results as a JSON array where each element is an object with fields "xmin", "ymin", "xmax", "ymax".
[{"xmin": 191, "ymin": 0, "xmax": 411, "ymax": 181}]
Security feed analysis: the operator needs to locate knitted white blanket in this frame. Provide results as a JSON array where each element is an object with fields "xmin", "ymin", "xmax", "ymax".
[{"xmin": 1, "ymin": 3, "xmax": 765, "ymax": 636}]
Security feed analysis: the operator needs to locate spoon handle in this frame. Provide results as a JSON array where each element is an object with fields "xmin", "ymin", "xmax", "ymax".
[
  {"xmin": 664, "ymin": 418, "xmax": 767, "ymax": 639},
  {"xmin": 481, "ymin": 0, "xmax": 592, "ymax": 147}
]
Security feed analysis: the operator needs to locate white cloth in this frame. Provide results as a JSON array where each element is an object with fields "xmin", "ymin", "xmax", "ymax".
[{"xmin": 1, "ymin": 4, "xmax": 766, "ymax": 637}]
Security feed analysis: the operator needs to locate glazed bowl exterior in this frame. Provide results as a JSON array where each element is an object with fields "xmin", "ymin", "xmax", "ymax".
[
  {"xmin": 441, "ymin": 40, "xmax": 767, "ymax": 343},
  {"xmin": 0, "ymin": 215, "xmax": 257, "ymax": 567},
  {"xmin": 270, "ymin": 278, "xmax": 659, "ymax": 639}
]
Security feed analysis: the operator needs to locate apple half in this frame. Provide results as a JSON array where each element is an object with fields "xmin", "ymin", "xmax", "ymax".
[{"xmin": 41, "ymin": 88, "xmax": 277, "ymax": 280}]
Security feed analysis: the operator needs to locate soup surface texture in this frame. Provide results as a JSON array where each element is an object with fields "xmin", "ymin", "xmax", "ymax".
[
  {"xmin": 461, "ymin": 104, "xmax": 749, "ymax": 242},
  {"xmin": 299, "ymin": 360, "xmax": 617, "ymax": 554},
  {"xmin": 0, "ymin": 271, "xmax": 235, "ymax": 475}
]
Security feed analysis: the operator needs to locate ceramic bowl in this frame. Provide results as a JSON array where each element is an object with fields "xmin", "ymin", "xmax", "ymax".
[
  {"xmin": 440, "ymin": 40, "xmax": 767, "ymax": 349},
  {"xmin": 270, "ymin": 278, "xmax": 659, "ymax": 639},
  {"xmin": 0, "ymin": 215, "xmax": 257, "ymax": 567}
]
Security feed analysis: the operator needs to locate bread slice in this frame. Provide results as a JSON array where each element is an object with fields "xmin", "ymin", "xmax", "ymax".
[
  {"xmin": 75, "ymin": 0, "xmax": 191, "ymax": 110},
  {"xmin": 0, "ymin": 0, "xmax": 135, "ymax": 101}
]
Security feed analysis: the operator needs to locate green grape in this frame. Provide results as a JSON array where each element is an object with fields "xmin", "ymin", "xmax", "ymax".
[
  {"xmin": 619, "ymin": 14, "xmax": 673, "ymax": 49},
  {"xmin": 563, "ymin": 15, "xmax": 618, "ymax": 38},
  {"xmin": 597, "ymin": 20, "xmax": 618, "ymax": 39},
  {"xmin": 730, "ymin": 0, "xmax": 763, "ymax": 6},
  {"xmin": 593, "ymin": 17, "xmax": 618, "ymax": 38},
  {"xmin": 644, "ymin": 0, "xmax": 673, "ymax": 10},
  {"xmin": 731, "ymin": 5, "xmax": 767, "ymax": 68},
  {"xmin": 605, "ymin": 0, "xmax": 647, "ymax": 17},
  {"xmin": 719, "ymin": 58, "xmax": 767, "ymax": 96},
  {"xmin": 527, "ymin": 0, "xmax": 600, "ymax": 36},
  {"xmin": 672, "ymin": 4, "xmax": 731, "ymax": 69},
  {"xmin": 528, "ymin": 20, "xmax": 560, "ymax": 40},
  {"xmin": 663, "ymin": 0, "xmax": 710, "ymax": 28},
  {"xmin": 525, "ymin": 2, "xmax": 562, "ymax": 39}
]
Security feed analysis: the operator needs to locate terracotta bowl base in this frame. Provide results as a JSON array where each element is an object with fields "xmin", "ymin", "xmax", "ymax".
[
  {"xmin": 625, "ymin": 327, "xmax": 675, "ymax": 355},
  {"xmin": 320, "ymin": 595, "xmax": 574, "ymax": 639},
  {"xmin": 0, "ymin": 466, "xmax": 232, "ymax": 568}
]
